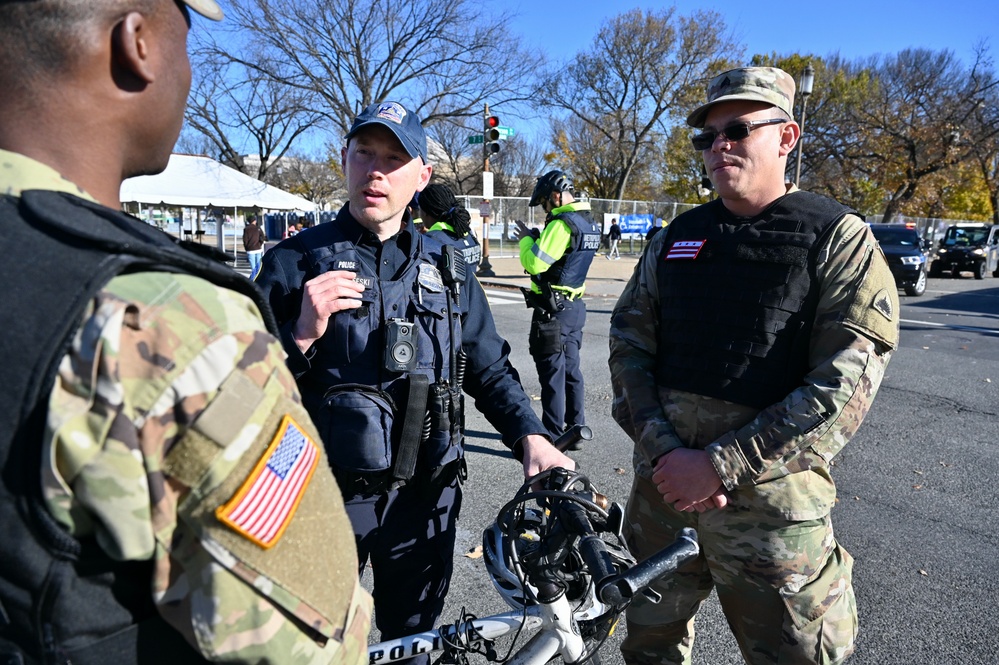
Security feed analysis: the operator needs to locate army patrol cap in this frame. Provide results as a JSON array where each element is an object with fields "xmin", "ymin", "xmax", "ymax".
[
  {"xmin": 182, "ymin": 0, "xmax": 224, "ymax": 21},
  {"xmin": 687, "ymin": 67, "xmax": 796, "ymax": 128}
]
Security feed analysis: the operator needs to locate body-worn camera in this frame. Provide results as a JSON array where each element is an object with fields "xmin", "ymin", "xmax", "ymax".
[{"xmin": 384, "ymin": 318, "xmax": 418, "ymax": 373}]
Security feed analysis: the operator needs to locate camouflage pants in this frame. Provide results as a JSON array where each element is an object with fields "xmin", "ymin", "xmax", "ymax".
[{"xmin": 621, "ymin": 475, "xmax": 857, "ymax": 665}]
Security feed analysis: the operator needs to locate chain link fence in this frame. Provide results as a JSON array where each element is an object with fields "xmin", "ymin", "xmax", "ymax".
[
  {"xmin": 461, "ymin": 198, "xmax": 989, "ymax": 259},
  {"xmin": 454, "ymin": 195, "xmax": 700, "ymax": 257}
]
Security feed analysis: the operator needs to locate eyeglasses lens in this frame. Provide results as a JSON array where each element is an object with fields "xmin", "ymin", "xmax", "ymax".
[{"xmin": 691, "ymin": 123, "xmax": 752, "ymax": 151}]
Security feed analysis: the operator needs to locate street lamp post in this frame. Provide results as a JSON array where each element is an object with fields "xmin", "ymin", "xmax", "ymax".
[{"xmin": 794, "ymin": 63, "xmax": 815, "ymax": 187}]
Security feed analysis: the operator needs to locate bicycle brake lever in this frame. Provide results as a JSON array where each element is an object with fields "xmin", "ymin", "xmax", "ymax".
[
  {"xmin": 606, "ymin": 502, "xmax": 625, "ymax": 540},
  {"xmin": 641, "ymin": 587, "xmax": 663, "ymax": 603}
]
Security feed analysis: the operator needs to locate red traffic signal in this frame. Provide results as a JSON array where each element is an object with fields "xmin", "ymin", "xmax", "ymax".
[{"xmin": 484, "ymin": 115, "xmax": 502, "ymax": 156}]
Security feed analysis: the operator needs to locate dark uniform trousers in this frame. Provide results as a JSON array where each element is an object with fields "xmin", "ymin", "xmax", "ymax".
[
  {"xmin": 532, "ymin": 295, "xmax": 586, "ymax": 437},
  {"xmin": 345, "ymin": 472, "xmax": 462, "ymax": 665}
]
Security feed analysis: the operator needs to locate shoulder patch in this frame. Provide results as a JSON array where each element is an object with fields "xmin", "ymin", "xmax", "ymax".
[
  {"xmin": 216, "ymin": 415, "xmax": 319, "ymax": 549},
  {"xmin": 665, "ymin": 240, "xmax": 705, "ymax": 260},
  {"xmin": 873, "ymin": 288, "xmax": 894, "ymax": 320}
]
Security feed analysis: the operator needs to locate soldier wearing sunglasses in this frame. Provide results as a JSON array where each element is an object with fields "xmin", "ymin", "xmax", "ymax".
[{"xmin": 610, "ymin": 67, "xmax": 899, "ymax": 664}]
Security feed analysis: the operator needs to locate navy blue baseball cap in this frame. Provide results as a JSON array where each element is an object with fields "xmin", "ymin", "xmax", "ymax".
[{"xmin": 345, "ymin": 101, "xmax": 428, "ymax": 163}]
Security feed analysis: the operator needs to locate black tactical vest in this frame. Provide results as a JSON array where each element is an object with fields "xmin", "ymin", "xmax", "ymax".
[
  {"xmin": 654, "ymin": 192, "xmax": 853, "ymax": 409},
  {"xmin": 532, "ymin": 210, "xmax": 601, "ymax": 290},
  {"xmin": 0, "ymin": 190, "xmax": 273, "ymax": 665},
  {"xmin": 291, "ymin": 224, "xmax": 465, "ymax": 475}
]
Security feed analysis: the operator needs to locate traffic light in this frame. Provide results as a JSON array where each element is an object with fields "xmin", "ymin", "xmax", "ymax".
[{"xmin": 485, "ymin": 115, "xmax": 501, "ymax": 155}]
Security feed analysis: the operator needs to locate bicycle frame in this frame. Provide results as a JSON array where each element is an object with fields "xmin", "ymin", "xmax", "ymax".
[
  {"xmin": 367, "ymin": 459, "xmax": 699, "ymax": 665},
  {"xmin": 368, "ymin": 592, "xmax": 606, "ymax": 665}
]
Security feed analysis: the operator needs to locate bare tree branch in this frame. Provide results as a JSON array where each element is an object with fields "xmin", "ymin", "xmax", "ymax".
[
  {"xmin": 543, "ymin": 8, "xmax": 740, "ymax": 202},
  {"xmin": 211, "ymin": 0, "xmax": 545, "ymax": 138}
]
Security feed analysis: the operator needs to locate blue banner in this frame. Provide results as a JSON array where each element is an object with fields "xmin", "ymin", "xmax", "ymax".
[{"xmin": 619, "ymin": 214, "xmax": 653, "ymax": 234}]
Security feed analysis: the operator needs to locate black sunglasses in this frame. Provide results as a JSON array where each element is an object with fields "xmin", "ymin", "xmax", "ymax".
[{"xmin": 690, "ymin": 118, "xmax": 786, "ymax": 151}]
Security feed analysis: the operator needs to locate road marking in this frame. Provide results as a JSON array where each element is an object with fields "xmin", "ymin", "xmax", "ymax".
[
  {"xmin": 483, "ymin": 289, "xmax": 523, "ymax": 306},
  {"xmin": 482, "ymin": 289, "xmax": 593, "ymax": 306},
  {"xmin": 900, "ymin": 318, "xmax": 999, "ymax": 336}
]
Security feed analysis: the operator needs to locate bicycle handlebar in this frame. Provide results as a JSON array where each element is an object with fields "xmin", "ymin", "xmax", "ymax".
[
  {"xmin": 553, "ymin": 424, "xmax": 593, "ymax": 452},
  {"xmin": 595, "ymin": 528, "xmax": 699, "ymax": 605},
  {"xmin": 555, "ymin": 491, "xmax": 699, "ymax": 606}
]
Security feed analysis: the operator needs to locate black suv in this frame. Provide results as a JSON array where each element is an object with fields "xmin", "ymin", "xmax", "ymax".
[
  {"xmin": 870, "ymin": 224, "xmax": 929, "ymax": 296},
  {"xmin": 929, "ymin": 223, "xmax": 999, "ymax": 280}
]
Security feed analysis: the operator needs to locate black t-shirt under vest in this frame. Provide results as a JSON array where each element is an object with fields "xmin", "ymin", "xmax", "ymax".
[
  {"xmin": 655, "ymin": 191, "xmax": 854, "ymax": 410},
  {"xmin": 0, "ymin": 190, "xmax": 271, "ymax": 664}
]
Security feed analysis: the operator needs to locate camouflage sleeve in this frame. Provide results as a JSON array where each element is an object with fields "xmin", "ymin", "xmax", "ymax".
[
  {"xmin": 44, "ymin": 272, "xmax": 371, "ymax": 665},
  {"xmin": 707, "ymin": 214, "xmax": 900, "ymax": 489},
  {"xmin": 609, "ymin": 232, "xmax": 687, "ymax": 472}
]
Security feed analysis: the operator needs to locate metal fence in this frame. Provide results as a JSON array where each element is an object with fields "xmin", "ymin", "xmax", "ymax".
[
  {"xmin": 454, "ymin": 195, "xmax": 700, "ymax": 257},
  {"xmin": 464, "ymin": 199, "xmax": 989, "ymax": 258}
]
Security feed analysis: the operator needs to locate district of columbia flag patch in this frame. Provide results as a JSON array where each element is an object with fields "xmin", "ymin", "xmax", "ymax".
[
  {"xmin": 216, "ymin": 415, "xmax": 319, "ymax": 549},
  {"xmin": 665, "ymin": 240, "xmax": 706, "ymax": 260}
]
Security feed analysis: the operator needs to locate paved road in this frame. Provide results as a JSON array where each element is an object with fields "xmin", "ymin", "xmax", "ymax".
[
  {"xmin": 245, "ymin": 248, "xmax": 998, "ymax": 663},
  {"xmin": 437, "ymin": 273, "xmax": 999, "ymax": 665}
]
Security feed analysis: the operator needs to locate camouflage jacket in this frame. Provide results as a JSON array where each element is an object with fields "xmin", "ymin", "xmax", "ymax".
[
  {"xmin": 1, "ymin": 150, "xmax": 371, "ymax": 664},
  {"xmin": 609, "ymin": 186, "xmax": 899, "ymax": 520}
]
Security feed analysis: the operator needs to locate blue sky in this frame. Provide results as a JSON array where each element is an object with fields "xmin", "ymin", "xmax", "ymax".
[
  {"xmin": 503, "ymin": 0, "xmax": 996, "ymax": 142},
  {"xmin": 511, "ymin": 0, "xmax": 997, "ymax": 65}
]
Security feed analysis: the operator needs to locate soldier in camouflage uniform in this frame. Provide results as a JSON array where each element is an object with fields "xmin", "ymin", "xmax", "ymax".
[
  {"xmin": 0, "ymin": 1, "xmax": 370, "ymax": 663},
  {"xmin": 609, "ymin": 67, "xmax": 899, "ymax": 665}
]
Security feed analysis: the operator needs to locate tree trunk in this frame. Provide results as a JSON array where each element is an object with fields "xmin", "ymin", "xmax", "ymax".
[{"xmin": 881, "ymin": 199, "xmax": 901, "ymax": 224}]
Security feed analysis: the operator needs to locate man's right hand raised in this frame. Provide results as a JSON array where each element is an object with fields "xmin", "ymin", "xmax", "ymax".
[{"xmin": 292, "ymin": 271, "xmax": 365, "ymax": 353}]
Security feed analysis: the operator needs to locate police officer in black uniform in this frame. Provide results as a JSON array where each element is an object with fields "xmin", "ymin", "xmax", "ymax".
[
  {"xmin": 420, "ymin": 183, "xmax": 481, "ymax": 281},
  {"xmin": 256, "ymin": 102, "xmax": 574, "ymax": 664},
  {"xmin": 514, "ymin": 170, "xmax": 601, "ymax": 440}
]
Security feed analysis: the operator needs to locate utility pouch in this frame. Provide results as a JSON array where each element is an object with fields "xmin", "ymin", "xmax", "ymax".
[
  {"xmin": 321, "ymin": 384, "xmax": 396, "ymax": 472},
  {"xmin": 529, "ymin": 317, "xmax": 563, "ymax": 356},
  {"xmin": 520, "ymin": 284, "xmax": 559, "ymax": 315},
  {"xmin": 423, "ymin": 381, "xmax": 453, "ymax": 468}
]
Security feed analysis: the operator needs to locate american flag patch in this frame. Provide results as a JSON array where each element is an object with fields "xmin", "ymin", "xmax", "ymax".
[
  {"xmin": 216, "ymin": 415, "xmax": 319, "ymax": 549},
  {"xmin": 665, "ymin": 240, "xmax": 705, "ymax": 260}
]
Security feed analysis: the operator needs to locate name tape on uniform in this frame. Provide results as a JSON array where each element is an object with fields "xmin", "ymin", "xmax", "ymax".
[
  {"xmin": 216, "ymin": 415, "xmax": 319, "ymax": 549},
  {"xmin": 665, "ymin": 240, "xmax": 705, "ymax": 260}
]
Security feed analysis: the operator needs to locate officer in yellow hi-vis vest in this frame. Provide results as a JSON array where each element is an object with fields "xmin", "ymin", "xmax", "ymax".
[{"xmin": 514, "ymin": 171, "xmax": 602, "ymax": 442}]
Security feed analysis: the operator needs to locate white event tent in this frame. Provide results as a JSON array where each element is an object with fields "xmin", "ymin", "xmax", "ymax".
[
  {"xmin": 120, "ymin": 153, "xmax": 315, "ymax": 258},
  {"xmin": 121, "ymin": 153, "xmax": 314, "ymax": 210}
]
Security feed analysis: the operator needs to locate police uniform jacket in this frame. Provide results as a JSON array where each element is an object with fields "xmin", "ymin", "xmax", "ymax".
[
  {"xmin": 257, "ymin": 205, "xmax": 547, "ymax": 476},
  {"xmin": 425, "ymin": 221, "xmax": 482, "ymax": 282}
]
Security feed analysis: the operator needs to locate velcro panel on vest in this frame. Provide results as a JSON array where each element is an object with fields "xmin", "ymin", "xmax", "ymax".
[
  {"xmin": 168, "ymin": 368, "xmax": 358, "ymax": 642},
  {"xmin": 164, "ymin": 371, "xmax": 265, "ymax": 488}
]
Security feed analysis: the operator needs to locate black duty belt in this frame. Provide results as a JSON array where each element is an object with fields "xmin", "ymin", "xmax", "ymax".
[
  {"xmin": 552, "ymin": 290, "xmax": 580, "ymax": 302},
  {"xmin": 334, "ymin": 457, "xmax": 466, "ymax": 499}
]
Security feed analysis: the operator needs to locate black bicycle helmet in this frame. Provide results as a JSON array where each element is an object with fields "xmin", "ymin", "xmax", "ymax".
[{"xmin": 528, "ymin": 170, "xmax": 573, "ymax": 207}]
